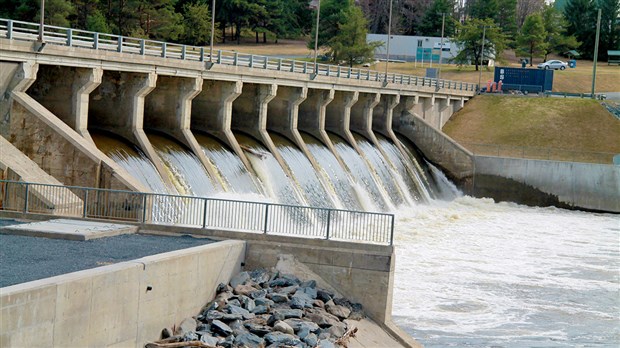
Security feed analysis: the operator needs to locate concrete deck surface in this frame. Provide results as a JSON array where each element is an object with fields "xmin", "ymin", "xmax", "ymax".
[{"xmin": 0, "ymin": 218, "xmax": 138, "ymax": 240}]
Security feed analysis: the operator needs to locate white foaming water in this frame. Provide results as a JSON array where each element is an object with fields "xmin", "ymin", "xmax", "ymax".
[{"xmin": 392, "ymin": 196, "xmax": 619, "ymax": 347}]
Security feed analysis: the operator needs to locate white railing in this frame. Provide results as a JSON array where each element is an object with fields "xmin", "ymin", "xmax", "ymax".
[{"xmin": 0, "ymin": 18, "xmax": 478, "ymax": 92}]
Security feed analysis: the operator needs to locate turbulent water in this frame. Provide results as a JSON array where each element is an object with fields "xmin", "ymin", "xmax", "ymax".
[{"xmin": 392, "ymin": 197, "xmax": 620, "ymax": 347}]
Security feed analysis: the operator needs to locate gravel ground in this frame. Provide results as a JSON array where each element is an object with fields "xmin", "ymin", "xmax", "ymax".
[{"xmin": 0, "ymin": 219, "xmax": 214, "ymax": 288}]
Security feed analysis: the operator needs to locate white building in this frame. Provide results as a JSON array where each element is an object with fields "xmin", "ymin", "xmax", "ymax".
[{"xmin": 367, "ymin": 34, "xmax": 458, "ymax": 63}]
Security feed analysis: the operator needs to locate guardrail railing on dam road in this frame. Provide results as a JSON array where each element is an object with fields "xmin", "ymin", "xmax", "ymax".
[
  {"xmin": 0, "ymin": 18, "xmax": 477, "ymax": 92},
  {"xmin": 0, "ymin": 180, "xmax": 395, "ymax": 245}
]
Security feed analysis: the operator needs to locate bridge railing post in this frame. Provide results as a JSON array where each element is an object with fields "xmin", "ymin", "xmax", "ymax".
[
  {"xmin": 117, "ymin": 36, "xmax": 123, "ymax": 53},
  {"xmin": 6, "ymin": 20, "xmax": 13, "ymax": 39},
  {"xmin": 93, "ymin": 32, "xmax": 98, "ymax": 49},
  {"xmin": 161, "ymin": 42, "xmax": 167, "ymax": 58},
  {"xmin": 277, "ymin": 58, "xmax": 282, "ymax": 71},
  {"xmin": 249, "ymin": 55, "xmax": 253, "ymax": 68},
  {"xmin": 181, "ymin": 45, "xmax": 186, "ymax": 60},
  {"xmin": 140, "ymin": 39, "xmax": 145, "ymax": 55},
  {"xmin": 263, "ymin": 56, "xmax": 268, "ymax": 69},
  {"xmin": 66, "ymin": 28, "xmax": 72, "ymax": 46}
]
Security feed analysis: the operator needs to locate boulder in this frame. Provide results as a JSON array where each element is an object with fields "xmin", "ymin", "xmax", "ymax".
[
  {"xmin": 317, "ymin": 289, "xmax": 333, "ymax": 303},
  {"xmin": 317, "ymin": 339, "xmax": 336, "ymax": 348},
  {"xmin": 269, "ymin": 293, "xmax": 289, "ymax": 303},
  {"xmin": 234, "ymin": 332, "xmax": 265, "ymax": 348},
  {"xmin": 251, "ymin": 305, "xmax": 270, "ymax": 315},
  {"xmin": 304, "ymin": 309, "xmax": 341, "ymax": 328},
  {"xmin": 200, "ymin": 334, "xmax": 219, "ymax": 346},
  {"xmin": 234, "ymin": 284, "xmax": 258, "ymax": 296},
  {"xmin": 326, "ymin": 304, "xmax": 351, "ymax": 320},
  {"xmin": 303, "ymin": 333, "xmax": 318, "ymax": 347},
  {"xmin": 273, "ymin": 308, "xmax": 303, "ymax": 319},
  {"xmin": 227, "ymin": 304, "xmax": 255, "ymax": 320},
  {"xmin": 264, "ymin": 332, "xmax": 302, "ymax": 346},
  {"xmin": 230, "ymin": 271, "xmax": 251, "ymax": 288},
  {"xmin": 244, "ymin": 322, "xmax": 272, "ymax": 336},
  {"xmin": 273, "ymin": 320, "xmax": 294, "ymax": 335},
  {"xmin": 173, "ymin": 317, "xmax": 196, "ymax": 336},
  {"xmin": 211, "ymin": 320, "xmax": 233, "ymax": 336}
]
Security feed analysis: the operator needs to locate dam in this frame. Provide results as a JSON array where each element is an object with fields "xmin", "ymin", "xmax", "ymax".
[{"xmin": 1, "ymin": 19, "xmax": 618, "ymax": 348}]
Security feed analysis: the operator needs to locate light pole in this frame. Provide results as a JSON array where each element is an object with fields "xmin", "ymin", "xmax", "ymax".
[
  {"xmin": 591, "ymin": 9, "xmax": 601, "ymax": 99},
  {"xmin": 384, "ymin": 0, "xmax": 393, "ymax": 84},
  {"xmin": 438, "ymin": 12, "xmax": 447, "ymax": 81},
  {"xmin": 209, "ymin": 0, "xmax": 216, "ymax": 63},
  {"xmin": 38, "ymin": 0, "xmax": 45, "ymax": 42},
  {"xmin": 477, "ymin": 25, "xmax": 487, "ymax": 92},
  {"xmin": 313, "ymin": 0, "xmax": 321, "ymax": 71}
]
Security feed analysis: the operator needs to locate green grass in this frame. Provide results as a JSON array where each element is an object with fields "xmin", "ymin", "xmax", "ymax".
[{"xmin": 443, "ymin": 95, "xmax": 620, "ymax": 163}]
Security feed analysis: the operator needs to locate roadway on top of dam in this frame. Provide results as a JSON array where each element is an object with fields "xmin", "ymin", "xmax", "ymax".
[{"xmin": 0, "ymin": 18, "xmax": 476, "ymax": 100}]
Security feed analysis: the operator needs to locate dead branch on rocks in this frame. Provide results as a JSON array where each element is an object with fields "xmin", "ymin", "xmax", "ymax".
[
  {"xmin": 335, "ymin": 327, "xmax": 358, "ymax": 347},
  {"xmin": 145, "ymin": 340, "xmax": 218, "ymax": 348}
]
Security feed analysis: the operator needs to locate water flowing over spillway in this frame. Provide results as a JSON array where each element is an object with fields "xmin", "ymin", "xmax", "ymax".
[
  {"xmin": 300, "ymin": 132, "xmax": 364, "ymax": 211},
  {"xmin": 271, "ymin": 132, "xmax": 335, "ymax": 209},
  {"xmin": 194, "ymin": 132, "xmax": 262, "ymax": 195},
  {"xmin": 148, "ymin": 132, "xmax": 217, "ymax": 196},
  {"xmin": 91, "ymin": 131, "xmax": 172, "ymax": 194}
]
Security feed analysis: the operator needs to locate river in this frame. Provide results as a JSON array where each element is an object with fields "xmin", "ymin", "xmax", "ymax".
[{"xmin": 392, "ymin": 196, "xmax": 619, "ymax": 347}]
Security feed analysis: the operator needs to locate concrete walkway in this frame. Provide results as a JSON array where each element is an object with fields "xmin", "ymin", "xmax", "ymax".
[{"xmin": 0, "ymin": 218, "xmax": 137, "ymax": 240}]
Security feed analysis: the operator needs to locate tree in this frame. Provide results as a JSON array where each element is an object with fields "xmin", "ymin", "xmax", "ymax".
[
  {"xmin": 541, "ymin": 5, "xmax": 579, "ymax": 61},
  {"xmin": 496, "ymin": 0, "xmax": 517, "ymax": 36},
  {"xmin": 598, "ymin": 0, "xmax": 620, "ymax": 60},
  {"xmin": 418, "ymin": 0, "xmax": 457, "ymax": 37},
  {"xmin": 308, "ymin": 0, "xmax": 349, "ymax": 50},
  {"xmin": 328, "ymin": 3, "xmax": 382, "ymax": 67},
  {"xmin": 564, "ymin": 0, "xmax": 596, "ymax": 58},
  {"xmin": 517, "ymin": 13, "xmax": 548, "ymax": 65},
  {"xmin": 453, "ymin": 18, "xmax": 507, "ymax": 70},
  {"xmin": 180, "ymin": 1, "xmax": 217, "ymax": 45},
  {"xmin": 467, "ymin": 0, "xmax": 498, "ymax": 20},
  {"xmin": 516, "ymin": 0, "xmax": 544, "ymax": 28}
]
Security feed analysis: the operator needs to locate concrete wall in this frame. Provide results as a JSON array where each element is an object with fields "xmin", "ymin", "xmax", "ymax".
[
  {"xmin": 473, "ymin": 156, "xmax": 620, "ymax": 212},
  {"xmin": 0, "ymin": 240, "xmax": 245, "ymax": 348}
]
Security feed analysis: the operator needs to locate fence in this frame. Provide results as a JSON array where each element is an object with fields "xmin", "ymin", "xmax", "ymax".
[
  {"xmin": 0, "ymin": 18, "xmax": 477, "ymax": 92},
  {"xmin": 0, "ymin": 180, "xmax": 394, "ymax": 245},
  {"xmin": 464, "ymin": 143, "xmax": 617, "ymax": 164}
]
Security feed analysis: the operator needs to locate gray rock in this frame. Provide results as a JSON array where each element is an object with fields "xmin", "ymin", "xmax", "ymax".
[
  {"xmin": 304, "ymin": 309, "xmax": 341, "ymax": 328},
  {"xmin": 276, "ymin": 285, "xmax": 298, "ymax": 294},
  {"xmin": 299, "ymin": 286, "xmax": 318, "ymax": 299},
  {"xmin": 229, "ymin": 319, "xmax": 249, "ymax": 336},
  {"xmin": 273, "ymin": 308, "xmax": 303, "ymax": 319},
  {"xmin": 290, "ymin": 292, "xmax": 314, "ymax": 309},
  {"xmin": 161, "ymin": 327, "xmax": 173, "ymax": 339},
  {"xmin": 300, "ymin": 279, "xmax": 317, "ymax": 288},
  {"xmin": 244, "ymin": 322, "xmax": 272, "ymax": 336},
  {"xmin": 251, "ymin": 305, "xmax": 270, "ymax": 315},
  {"xmin": 228, "ymin": 304, "xmax": 255, "ymax": 320},
  {"xmin": 269, "ymin": 293, "xmax": 289, "ymax": 303},
  {"xmin": 250, "ymin": 289, "xmax": 267, "ymax": 299},
  {"xmin": 297, "ymin": 327, "xmax": 310, "ymax": 340},
  {"xmin": 328, "ymin": 322, "xmax": 347, "ymax": 338},
  {"xmin": 317, "ymin": 339, "xmax": 336, "ymax": 348},
  {"xmin": 221, "ymin": 313, "xmax": 244, "ymax": 321},
  {"xmin": 227, "ymin": 299, "xmax": 241, "ymax": 307},
  {"xmin": 316, "ymin": 289, "xmax": 333, "ymax": 303},
  {"xmin": 239, "ymin": 295, "xmax": 256, "ymax": 312},
  {"xmin": 303, "ymin": 333, "xmax": 318, "ymax": 347},
  {"xmin": 174, "ymin": 317, "xmax": 197, "ymax": 336},
  {"xmin": 217, "ymin": 283, "xmax": 233, "ymax": 294},
  {"xmin": 264, "ymin": 332, "xmax": 302, "ymax": 346},
  {"xmin": 254, "ymin": 298, "xmax": 274, "ymax": 307},
  {"xmin": 249, "ymin": 269, "xmax": 271, "ymax": 284},
  {"xmin": 326, "ymin": 304, "xmax": 351, "ymax": 320},
  {"xmin": 313, "ymin": 299, "xmax": 325, "ymax": 308},
  {"xmin": 200, "ymin": 334, "xmax": 219, "ymax": 346},
  {"xmin": 273, "ymin": 320, "xmax": 295, "ymax": 335},
  {"xmin": 230, "ymin": 271, "xmax": 251, "ymax": 288},
  {"xmin": 182, "ymin": 331, "xmax": 199, "ymax": 342},
  {"xmin": 211, "ymin": 320, "xmax": 233, "ymax": 336},
  {"xmin": 218, "ymin": 334, "xmax": 235, "ymax": 348},
  {"xmin": 267, "ymin": 312, "xmax": 285, "ymax": 326},
  {"xmin": 283, "ymin": 319, "xmax": 320, "ymax": 333},
  {"xmin": 234, "ymin": 332, "xmax": 265, "ymax": 348}
]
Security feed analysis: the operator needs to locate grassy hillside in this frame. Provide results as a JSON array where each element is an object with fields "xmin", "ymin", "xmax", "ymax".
[{"xmin": 442, "ymin": 95, "xmax": 620, "ymax": 163}]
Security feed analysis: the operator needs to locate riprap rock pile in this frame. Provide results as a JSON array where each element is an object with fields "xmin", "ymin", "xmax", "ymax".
[{"xmin": 147, "ymin": 269, "xmax": 364, "ymax": 348}]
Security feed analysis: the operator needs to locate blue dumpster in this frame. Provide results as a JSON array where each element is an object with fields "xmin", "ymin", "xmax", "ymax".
[{"xmin": 569, "ymin": 60, "xmax": 576, "ymax": 68}]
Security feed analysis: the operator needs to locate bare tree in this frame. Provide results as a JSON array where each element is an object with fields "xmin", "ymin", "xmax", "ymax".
[{"xmin": 516, "ymin": 0, "xmax": 544, "ymax": 29}]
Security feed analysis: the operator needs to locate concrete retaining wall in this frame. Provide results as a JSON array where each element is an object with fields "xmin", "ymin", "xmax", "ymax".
[
  {"xmin": 473, "ymin": 156, "xmax": 620, "ymax": 212},
  {"xmin": 0, "ymin": 240, "xmax": 245, "ymax": 348}
]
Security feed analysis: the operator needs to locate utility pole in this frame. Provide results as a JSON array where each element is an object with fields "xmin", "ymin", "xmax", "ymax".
[
  {"xmin": 38, "ymin": 0, "xmax": 45, "ymax": 42},
  {"xmin": 209, "ymin": 0, "xmax": 216, "ymax": 63},
  {"xmin": 438, "ymin": 12, "xmax": 447, "ymax": 81},
  {"xmin": 313, "ymin": 0, "xmax": 321, "ymax": 72},
  {"xmin": 477, "ymin": 25, "xmax": 486, "ymax": 92},
  {"xmin": 591, "ymin": 9, "xmax": 601, "ymax": 99},
  {"xmin": 384, "ymin": 0, "xmax": 393, "ymax": 85}
]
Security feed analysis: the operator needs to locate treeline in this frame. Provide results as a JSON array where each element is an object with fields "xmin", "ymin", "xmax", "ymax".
[{"xmin": 0, "ymin": 0, "xmax": 617, "ymax": 61}]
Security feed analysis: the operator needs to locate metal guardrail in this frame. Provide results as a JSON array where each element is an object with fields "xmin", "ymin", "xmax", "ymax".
[
  {"xmin": 464, "ymin": 143, "xmax": 617, "ymax": 164},
  {"xmin": 0, "ymin": 18, "xmax": 477, "ymax": 92},
  {"xmin": 0, "ymin": 180, "xmax": 395, "ymax": 245}
]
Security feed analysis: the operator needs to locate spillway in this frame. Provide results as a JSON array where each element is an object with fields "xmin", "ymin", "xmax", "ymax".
[
  {"xmin": 91, "ymin": 131, "xmax": 172, "ymax": 194},
  {"xmin": 194, "ymin": 132, "xmax": 261, "ymax": 195},
  {"xmin": 271, "ymin": 133, "xmax": 335, "ymax": 209},
  {"xmin": 148, "ymin": 132, "xmax": 217, "ymax": 197}
]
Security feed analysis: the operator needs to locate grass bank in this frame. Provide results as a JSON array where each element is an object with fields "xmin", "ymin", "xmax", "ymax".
[{"xmin": 442, "ymin": 95, "xmax": 620, "ymax": 163}]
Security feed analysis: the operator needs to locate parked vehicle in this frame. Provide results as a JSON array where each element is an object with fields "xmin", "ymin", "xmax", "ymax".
[{"xmin": 537, "ymin": 60, "xmax": 568, "ymax": 70}]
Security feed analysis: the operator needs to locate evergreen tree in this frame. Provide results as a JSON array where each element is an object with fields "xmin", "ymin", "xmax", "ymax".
[
  {"xmin": 496, "ymin": 0, "xmax": 517, "ymax": 36},
  {"xmin": 598, "ymin": 0, "xmax": 620, "ymax": 59},
  {"xmin": 418, "ymin": 0, "xmax": 456, "ymax": 37},
  {"xmin": 517, "ymin": 13, "xmax": 548, "ymax": 65},
  {"xmin": 541, "ymin": 4, "xmax": 579, "ymax": 60},
  {"xmin": 181, "ymin": 1, "xmax": 217, "ymax": 45},
  {"xmin": 564, "ymin": 0, "xmax": 596, "ymax": 58},
  {"xmin": 453, "ymin": 18, "xmax": 507, "ymax": 70},
  {"xmin": 328, "ymin": 3, "xmax": 382, "ymax": 66},
  {"xmin": 467, "ymin": 0, "xmax": 498, "ymax": 20}
]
